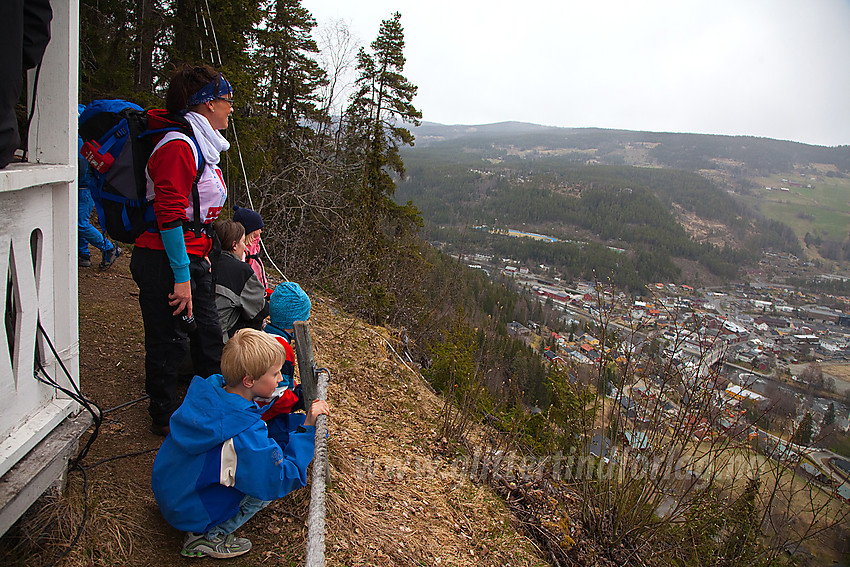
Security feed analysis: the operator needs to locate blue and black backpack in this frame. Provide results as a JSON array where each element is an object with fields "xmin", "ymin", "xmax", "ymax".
[{"xmin": 78, "ymin": 100, "xmax": 205, "ymax": 243}]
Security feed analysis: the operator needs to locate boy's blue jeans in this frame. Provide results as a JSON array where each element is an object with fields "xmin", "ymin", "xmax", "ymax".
[
  {"xmin": 78, "ymin": 188, "xmax": 113, "ymax": 256},
  {"xmin": 205, "ymin": 494, "xmax": 271, "ymax": 540}
]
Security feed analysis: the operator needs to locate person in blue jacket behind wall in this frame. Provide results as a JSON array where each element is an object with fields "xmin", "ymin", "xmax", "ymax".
[
  {"xmin": 151, "ymin": 328, "xmax": 330, "ymax": 559},
  {"xmin": 77, "ymin": 104, "xmax": 120, "ymax": 269}
]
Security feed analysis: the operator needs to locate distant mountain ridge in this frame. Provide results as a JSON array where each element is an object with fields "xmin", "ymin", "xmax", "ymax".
[
  {"xmin": 410, "ymin": 121, "xmax": 850, "ymax": 174},
  {"xmin": 412, "ymin": 121, "xmax": 554, "ymax": 145}
]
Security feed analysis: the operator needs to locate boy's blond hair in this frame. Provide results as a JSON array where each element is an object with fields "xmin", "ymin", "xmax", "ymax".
[{"xmin": 221, "ymin": 328, "xmax": 285, "ymax": 387}]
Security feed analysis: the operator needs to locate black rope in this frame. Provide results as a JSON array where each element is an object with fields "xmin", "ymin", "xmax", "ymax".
[
  {"xmin": 33, "ymin": 320, "xmax": 101, "ymax": 567},
  {"xmin": 22, "ymin": 59, "xmax": 44, "ymax": 162},
  {"xmin": 32, "ymin": 320, "xmax": 167, "ymax": 566},
  {"xmin": 80, "ymin": 448, "xmax": 158, "ymax": 471},
  {"xmin": 102, "ymin": 394, "xmax": 150, "ymax": 415},
  {"xmin": 35, "ymin": 319, "xmax": 103, "ymax": 465}
]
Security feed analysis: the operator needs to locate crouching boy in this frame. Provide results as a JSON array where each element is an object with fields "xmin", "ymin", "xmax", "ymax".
[{"xmin": 151, "ymin": 328, "xmax": 330, "ymax": 559}]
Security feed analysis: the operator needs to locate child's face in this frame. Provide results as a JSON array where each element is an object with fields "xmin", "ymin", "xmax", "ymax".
[
  {"xmin": 253, "ymin": 359, "xmax": 283, "ymax": 398},
  {"xmin": 246, "ymin": 229, "xmax": 261, "ymax": 247}
]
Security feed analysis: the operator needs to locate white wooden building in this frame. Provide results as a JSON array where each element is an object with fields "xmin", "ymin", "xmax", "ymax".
[{"xmin": 0, "ymin": 0, "xmax": 90, "ymax": 536}]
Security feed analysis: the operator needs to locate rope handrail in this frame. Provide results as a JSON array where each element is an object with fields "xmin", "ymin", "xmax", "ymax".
[{"xmin": 304, "ymin": 368, "xmax": 330, "ymax": 567}]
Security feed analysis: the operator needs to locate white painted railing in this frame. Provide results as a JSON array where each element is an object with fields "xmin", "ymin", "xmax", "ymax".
[{"xmin": 0, "ymin": 0, "xmax": 80, "ymax": 480}]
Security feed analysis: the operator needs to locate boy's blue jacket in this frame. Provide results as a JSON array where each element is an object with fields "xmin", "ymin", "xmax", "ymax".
[{"xmin": 151, "ymin": 374, "xmax": 316, "ymax": 533}]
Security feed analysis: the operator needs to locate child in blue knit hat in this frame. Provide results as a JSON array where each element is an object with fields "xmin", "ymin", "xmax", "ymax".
[
  {"xmin": 265, "ymin": 282, "xmax": 311, "ymax": 343},
  {"xmin": 263, "ymin": 282, "xmax": 311, "ymax": 394}
]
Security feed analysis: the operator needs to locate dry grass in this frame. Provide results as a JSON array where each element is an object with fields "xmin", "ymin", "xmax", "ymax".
[
  {"xmin": 311, "ymin": 299, "xmax": 548, "ymax": 567},
  {"xmin": 822, "ymin": 363, "xmax": 850, "ymax": 383},
  {"xmin": 0, "ymin": 475, "xmax": 151, "ymax": 567}
]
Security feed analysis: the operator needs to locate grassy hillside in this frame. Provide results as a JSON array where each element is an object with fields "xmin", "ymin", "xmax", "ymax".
[{"xmin": 743, "ymin": 170, "xmax": 850, "ymax": 242}]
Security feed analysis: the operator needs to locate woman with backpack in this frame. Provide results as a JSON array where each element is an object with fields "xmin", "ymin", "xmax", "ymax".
[{"xmin": 129, "ymin": 65, "xmax": 233, "ymax": 435}]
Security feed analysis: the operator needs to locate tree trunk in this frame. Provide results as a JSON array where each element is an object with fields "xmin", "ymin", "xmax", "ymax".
[
  {"xmin": 135, "ymin": 0, "xmax": 154, "ymax": 92},
  {"xmin": 172, "ymin": 0, "xmax": 198, "ymax": 66}
]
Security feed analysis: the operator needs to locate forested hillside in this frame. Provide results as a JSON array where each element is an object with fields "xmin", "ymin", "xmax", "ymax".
[
  {"xmin": 399, "ymin": 122, "xmax": 850, "ymax": 280},
  {"xmin": 396, "ymin": 145, "xmax": 803, "ymax": 287}
]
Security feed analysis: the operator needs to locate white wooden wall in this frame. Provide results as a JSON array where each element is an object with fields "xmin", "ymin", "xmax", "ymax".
[{"xmin": 0, "ymin": 0, "xmax": 80, "ymax": 479}]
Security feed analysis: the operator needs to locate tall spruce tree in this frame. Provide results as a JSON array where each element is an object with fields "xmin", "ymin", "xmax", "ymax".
[
  {"xmin": 81, "ymin": 0, "xmax": 261, "ymax": 104},
  {"xmin": 80, "ymin": 0, "xmax": 140, "ymax": 101},
  {"xmin": 792, "ymin": 412, "xmax": 814, "ymax": 446},
  {"xmin": 168, "ymin": 0, "xmax": 260, "ymax": 95},
  {"xmin": 346, "ymin": 12, "xmax": 421, "ymax": 218},
  {"xmin": 135, "ymin": 0, "xmax": 156, "ymax": 92},
  {"xmin": 254, "ymin": 0, "xmax": 328, "ymax": 163},
  {"xmin": 320, "ymin": 11, "xmax": 425, "ymax": 323}
]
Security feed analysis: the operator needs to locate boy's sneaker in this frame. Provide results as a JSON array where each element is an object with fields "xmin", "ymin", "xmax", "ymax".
[
  {"xmin": 99, "ymin": 246, "xmax": 121, "ymax": 270},
  {"xmin": 181, "ymin": 532, "xmax": 252, "ymax": 559},
  {"xmin": 79, "ymin": 254, "xmax": 92, "ymax": 268}
]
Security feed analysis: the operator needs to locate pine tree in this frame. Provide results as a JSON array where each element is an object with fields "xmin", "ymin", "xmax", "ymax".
[
  {"xmin": 168, "ymin": 0, "xmax": 260, "ymax": 93},
  {"xmin": 345, "ymin": 12, "xmax": 421, "ymax": 218},
  {"xmin": 81, "ymin": 0, "xmax": 262, "ymax": 104},
  {"xmin": 80, "ymin": 0, "xmax": 140, "ymax": 100},
  {"xmin": 792, "ymin": 412, "xmax": 814, "ymax": 446},
  {"xmin": 135, "ymin": 0, "xmax": 156, "ymax": 92},
  {"xmin": 719, "ymin": 477, "xmax": 763, "ymax": 564},
  {"xmin": 254, "ymin": 0, "xmax": 328, "ymax": 162},
  {"xmin": 319, "ymin": 11, "xmax": 424, "ymax": 323}
]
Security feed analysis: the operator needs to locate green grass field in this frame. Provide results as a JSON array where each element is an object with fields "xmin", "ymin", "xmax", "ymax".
[{"xmin": 742, "ymin": 170, "xmax": 850, "ymax": 243}]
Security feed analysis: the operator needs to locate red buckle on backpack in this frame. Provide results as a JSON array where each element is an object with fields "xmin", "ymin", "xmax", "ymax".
[{"xmin": 81, "ymin": 140, "xmax": 115, "ymax": 173}]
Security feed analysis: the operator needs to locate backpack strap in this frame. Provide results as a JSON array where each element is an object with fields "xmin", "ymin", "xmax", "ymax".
[
  {"xmin": 87, "ymin": 165, "xmax": 108, "ymax": 235},
  {"xmin": 186, "ymin": 136, "xmax": 207, "ymax": 239},
  {"xmin": 148, "ymin": 131, "xmax": 207, "ymax": 238},
  {"xmin": 97, "ymin": 118, "xmax": 130, "ymax": 156},
  {"xmin": 86, "ymin": 117, "xmax": 132, "ymax": 235}
]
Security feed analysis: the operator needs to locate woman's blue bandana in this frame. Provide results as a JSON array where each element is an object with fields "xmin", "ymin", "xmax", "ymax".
[{"xmin": 186, "ymin": 76, "xmax": 233, "ymax": 107}]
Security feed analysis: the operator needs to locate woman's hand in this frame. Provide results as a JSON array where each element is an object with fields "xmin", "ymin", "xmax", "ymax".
[{"xmin": 169, "ymin": 280, "xmax": 193, "ymax": 317}]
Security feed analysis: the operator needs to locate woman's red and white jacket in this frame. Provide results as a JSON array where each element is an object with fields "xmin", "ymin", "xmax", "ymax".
[{"xmin": 134, "ymin": 109, "xmax": 227, "ymax": 257}]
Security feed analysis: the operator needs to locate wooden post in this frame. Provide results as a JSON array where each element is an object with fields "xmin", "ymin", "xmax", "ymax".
[
  {"xmin": 293, "ymin": 322, "xmax": 330, "ymax": 567},
  {"xmin": 294, "ymin": 322, "xmax": 316, "ymax": 409}
]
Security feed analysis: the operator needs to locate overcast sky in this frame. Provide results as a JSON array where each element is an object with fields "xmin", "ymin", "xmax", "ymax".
[{"xmin": 302, "ymin": 0, "xmax": 850, "ymax": 147}]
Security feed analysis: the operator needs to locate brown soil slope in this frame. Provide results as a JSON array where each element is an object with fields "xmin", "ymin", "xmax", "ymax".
[{"xmin": 0, "ymin": 252, "xmax": 546, "ymax": 567}]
